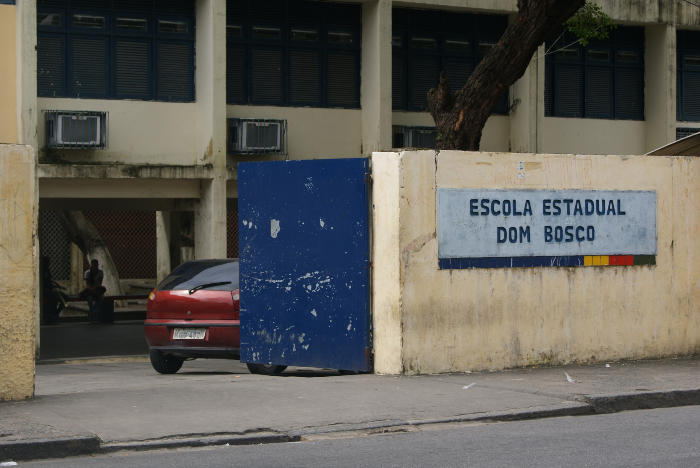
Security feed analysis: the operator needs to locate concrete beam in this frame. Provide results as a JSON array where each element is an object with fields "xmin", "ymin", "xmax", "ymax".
[
  {"xmin": 38, "ymin": 198, "xmax": 239, "ymax": 212},
  {"xmin": 37, "ymin": 164, "xmax": 237, "ymax": 180},
  {"xmin": 361, "ymin": 0, "xmax": 392, "ymax": 156}
]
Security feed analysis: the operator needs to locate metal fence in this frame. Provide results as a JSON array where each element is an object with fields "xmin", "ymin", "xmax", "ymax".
[
  {"xmin": 676, "ymin": 127, "xmax": 700, "ymax": 140},
  {"xmin": 42, "ymin": 211, "xmax": 234, "ymax": 279},
  {"xmin": 81, "ymin": 211, "xmax": 156, "ymax": 279},
  {"xmin": 41, "ymin": 210, "xmax": 72, "ymax": 280},
  {"xmin": 227, "ymin": 118, "xmax": 287, "ymax": 155},
  {"xmin": 227, "ymin": 211, "xmax": 239, "ymax": 258}
]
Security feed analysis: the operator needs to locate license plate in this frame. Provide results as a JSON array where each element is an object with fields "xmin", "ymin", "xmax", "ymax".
[{"xmin": 173, "ymin": 328, "xmax": 206, "ymax": 340}]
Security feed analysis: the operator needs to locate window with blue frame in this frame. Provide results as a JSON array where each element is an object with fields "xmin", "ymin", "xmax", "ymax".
[
  {"xmin": 392, "ymin": 8, "xmax": 509, "ymax": 114},
  {"xmin": 0, "ymin": 1, "xmax": 16, "ymax": 5},
  {"xmin": 226, "ymin": 0, "xmax": 361, "ymax": 109},
  {"xmin": 544, "ymin": 26, "xmax": 644, "ymax": 120},
  {"xmin": 677, "ymin": 30, "xmax": 700, "ymax": 122},
  {"xmin": 37, "ymin": 0, "xmax": 195, "ymax": 102}
]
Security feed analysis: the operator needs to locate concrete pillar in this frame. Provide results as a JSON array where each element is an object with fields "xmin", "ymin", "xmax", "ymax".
[
  {"xmin": 156, "ymin": 211, "xmax": 171, "ymax": 283},
  {"xmin": 535, "ymin": 44, "xmax": 545, "ymax": 154},
  {"xmin": 0, "ymin": 3, "xmax": 18, "ymax": 144},
  {"xmin": 371, "ymin": 152, "xmax": 403, "ymax": 374},
  {"xmin": 156, "ymin": 211, "xmax": 184, "ymax": 280},
  {"xmin": 169, "ymin": 212, "xmax": 182, "ymax": 270},
  {"xmin": 69, "ymin": 242, "xmax": 83, "ymax": 294},
  {"xmin": 361, "ymin": 0, "xmax": 392, "ymax": 156},
  {"xmin": 510, "ymin": 48, "xmax": 540, "ymax": 153},
  {"xmin": 195, "ymin": 176, "xmax": 227, "ymax": 259},
  {"xmin": 16, "ymin": 0, "xmax": 37, "ymax": 148},
  {"xmin": 645, "ymin": 23, "xmax": 677, "ymax": 152},
  {"xmin": 195, "ymin": 0, "xmax": 227, "ymax": 167},
  {"xmin": 0, "ymin": 145, "xmax": 37, "ymax": 400},
  {"xmin": 194, "ymin": 0, "xmax": 227, "ymax": 259}
]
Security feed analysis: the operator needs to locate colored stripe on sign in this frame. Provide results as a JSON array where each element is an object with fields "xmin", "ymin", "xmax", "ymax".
[{"xmin": 438, "ymin": 255, "xmax": 655, "ymax": 270}]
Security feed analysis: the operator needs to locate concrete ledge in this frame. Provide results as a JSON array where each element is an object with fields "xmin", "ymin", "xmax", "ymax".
[
  {"xmin": 580, "ymin": 388, "xmax": 700, "ymax": 414},
  {"xmin": 0, "ymin": 436, "xmax": 100, "ymax": 462},
  {"xmin": 38, "ymin": 164, "xmax": 237, "ymax": 180}
]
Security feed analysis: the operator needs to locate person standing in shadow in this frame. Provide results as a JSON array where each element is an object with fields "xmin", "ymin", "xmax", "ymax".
[{"xmin": 81, "ymin": 258, "xmax": 106, "ymax": 323}]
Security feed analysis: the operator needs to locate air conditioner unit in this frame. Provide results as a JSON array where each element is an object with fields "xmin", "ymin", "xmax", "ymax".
[
  {"xmin": 393, "ymin": 125, "xmax": 437, "ymax": 149},
  {"xmin": 228, "ymin": 118, "xmax": 287, "ymax": 155},
  {"xmin": 45, "ymin": 110, "xmax": 108, "ymax": 149}
]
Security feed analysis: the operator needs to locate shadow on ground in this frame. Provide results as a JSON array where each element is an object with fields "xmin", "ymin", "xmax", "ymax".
[{"xmin": 39, "ymin": 321, "xmax": 149, "ymax": 360}]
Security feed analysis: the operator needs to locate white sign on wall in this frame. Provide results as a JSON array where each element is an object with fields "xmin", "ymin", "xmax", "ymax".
[{"xmin": 437, "ymin": 189, "xmax": 657, "ymax": 258}]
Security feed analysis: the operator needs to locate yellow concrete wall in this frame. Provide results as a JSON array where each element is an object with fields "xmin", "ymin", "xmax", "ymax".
[
  {"xmin": 37, "ymin": 98, "xmax": 198, "ymax": 165},
  {"xmin": 0, "ymin": 5, "xmax": 18, "ymax": 144},
  {"xmin": 228, "ymin": 105, "xmax": 362, "ymax": 162},
  {"xmin": 540, "ymin": 118, "xmax": 647, "ymax": 156},
  {"xmin": 372, "ymin": 150, "xmax": 700, "ymax": 374},
  {"xmin": 0, "ymin": 145, "xmax": 36, "ymax": 400}
]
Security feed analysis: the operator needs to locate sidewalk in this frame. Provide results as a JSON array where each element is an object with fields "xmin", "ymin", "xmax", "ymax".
[{"xmin": 1, "ymin": 356, "xmax": 699, "ymax": 462}]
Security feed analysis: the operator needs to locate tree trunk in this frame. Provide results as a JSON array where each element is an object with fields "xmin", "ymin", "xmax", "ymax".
[
  {"xmin": 428, "ymin": 0, "xmax": 585, "ymax": 151},
  {"xmin": 56, "ymin": 211, "xmax": 126, "ymax": 303}
]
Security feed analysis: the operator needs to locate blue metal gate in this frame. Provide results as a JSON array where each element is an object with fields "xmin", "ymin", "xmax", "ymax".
[{"xmin": 238, "ymin": 159, "xmax": 371, "ymax": 372}]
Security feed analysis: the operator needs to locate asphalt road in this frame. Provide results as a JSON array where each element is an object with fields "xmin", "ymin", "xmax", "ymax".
[{"xmin": 19, "ymin": 406, "xmax": 700, "ymax": 468}]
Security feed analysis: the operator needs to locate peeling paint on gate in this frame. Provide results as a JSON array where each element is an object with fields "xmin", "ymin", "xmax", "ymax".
[{"xmin": 238, "ymin": 159, "xmax": 371, "ymax": 372}]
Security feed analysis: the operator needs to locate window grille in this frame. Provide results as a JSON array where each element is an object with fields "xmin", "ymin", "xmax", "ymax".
[
  {"xmin": 44, "ymin": 110, "xmax": 109, "ymax": 149},
  {"xmin": 393, "ymin": 125, "xmax": 437, "ymax": 149},
  {"xmin": 41, "ymin": 211, "xmax": 72, "ymax": 281},
  {"xmin": 677, "ymin": 127, "xmax": 700, "ymax": 140},
  {"xmin": 392, "ymin": 8, "xmax": 509, "ymax": 114},
  {"xmin": 81, "ymin": 211, "xmax": 157, "ymax": 280},
  {"xmin": 677, "ymin": 31, "xmax": 700, "ymax": 122},
  {"xmin": 226, "ymin": 0, "xmax": 361, "ymax": 109},
  {"xmin": 37, "ymin": 0, "xmax": 195, "ymax": 102},
  {"xmin": 228, "ymin": 118, "xmax": 287, "ymax": 155},
  {"xmin": 544, "ymin": 26, "xmax": 644, "ymax": 120},
  {"xmin": 227, "ymin": 211, "xmax": 239, "ymax": 258}
]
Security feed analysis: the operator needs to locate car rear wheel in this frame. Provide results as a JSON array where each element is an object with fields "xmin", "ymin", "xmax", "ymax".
[
  {"xmin": 246, "ymin": 363, "xmax": 287, "ymax": 375},
  {"xmin": 246, "ymin": 363, "xmax": 261, "ymax": 374},
  {"xmin": 150, "ymin": 350, "xmax": 184, "ymax": 374}
]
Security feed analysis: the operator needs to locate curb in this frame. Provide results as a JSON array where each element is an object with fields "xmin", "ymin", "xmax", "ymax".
[
  {"xmin": 0, "ymin": 436, "xmax": 101, "ymax": 462},
  {"xmin": 102, "ymin": 432, "xmax": 296, "ymax": 453},
  {"xmin": 2, "ymin": 388, "xmax": 699, "ymax": 462},
  {"xmin": 580, "ymin": 388, "xmax": 700, "ymax": 414},
  {"xmin": 406, "ymin": 401, "xmax": 594, "ymax": 426}
]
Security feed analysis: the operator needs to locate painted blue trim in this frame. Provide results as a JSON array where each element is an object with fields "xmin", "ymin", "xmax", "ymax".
[
  {"xmin": 0, "ymin": 1, "xmax": 16, "ymax": 4},
  {"xmin": 438, "ymin": 256, "xmax": 596, "ymax": 269}
]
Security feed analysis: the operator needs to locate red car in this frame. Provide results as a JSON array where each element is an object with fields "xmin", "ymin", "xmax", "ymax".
[{"xmin": 145, "ymin": 259, "xmax": 286, "ymax": 375}]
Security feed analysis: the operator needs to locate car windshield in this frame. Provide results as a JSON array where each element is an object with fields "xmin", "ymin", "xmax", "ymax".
[{"xmin": 158, "ymin": 260, "xmax": 239, "ymax": 291}]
